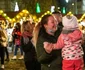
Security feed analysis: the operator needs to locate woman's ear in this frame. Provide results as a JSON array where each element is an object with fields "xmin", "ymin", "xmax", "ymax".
[{"xmin": 44, "ymin": 24, "xmax": 47, "ymax": 29}]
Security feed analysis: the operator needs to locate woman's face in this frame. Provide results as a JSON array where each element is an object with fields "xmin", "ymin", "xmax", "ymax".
[
  {"xmin": 25, "ymin": 22, "xmax": 34, "ymax": 33},
  {"xmin": 24, "ymin": 22, "xmax": 31, "ymax": 31},
  {"xmin": 44, "ymin": 16, "xmax": 57, "ymax": 34}
]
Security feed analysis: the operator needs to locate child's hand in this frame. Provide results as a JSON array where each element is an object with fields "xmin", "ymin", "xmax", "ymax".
[{"xmin": 43, "ymin": 42, "xmax": 53, "ymax": 53}]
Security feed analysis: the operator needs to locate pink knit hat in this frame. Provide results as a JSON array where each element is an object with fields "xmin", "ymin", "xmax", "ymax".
[{"xmin": 62, "ymin": 15, "xmax": 78, "ymax": 30}]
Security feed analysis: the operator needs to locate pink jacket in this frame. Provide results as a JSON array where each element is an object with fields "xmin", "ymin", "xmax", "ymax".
[{"xmin": 53, "ymin": 29, "xmax": 84, "ymax": 60}]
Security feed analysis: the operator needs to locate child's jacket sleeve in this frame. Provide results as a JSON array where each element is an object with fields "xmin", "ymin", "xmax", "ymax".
[{"xmin": 53, "ymin": 34, "xmax": 64, "ymax": 49}]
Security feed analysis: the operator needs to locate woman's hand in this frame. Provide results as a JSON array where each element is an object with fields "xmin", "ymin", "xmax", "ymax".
[{"xmin": 43, "ymin": 42, "xmax": 53, "ymax": 53}]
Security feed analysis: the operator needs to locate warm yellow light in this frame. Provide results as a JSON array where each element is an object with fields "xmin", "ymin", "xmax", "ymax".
[
  {"xmin": 47, "ymin": 11, "xmax": 50, "ymax": 13},
  {"xmin": 44, "ymin": 13, "xmax": 47, "ymax": 15},
  {"xmin": 9, "ymin": 19, "xmax": 12, "ymax": 22},
  {"xmin": 0, "ymin": 10, "xmax": 3, "ymax": 14},
  {"xmin": 83, "ymin": 13, "xmax": 85, "ymax": 16},
  {"xmin": 3, "ymin": 13, "xmax": 7, "ymax": 17},
  {"xmin": 16, "ymin": 15, "xmax": 20, "ymax": 18},
  {"xmin": 41, "ymin": 15, "xmax": 44, "ymax": 17},
  {"xmin": 38, "ymin": 18, "xmax": 41, "ymax": 22},
  {"xmin": 33, "ymin": 16, "xmax": 37, "ymax": 20},
  {"xmin": 12, "ymin": 18, "xmax": 16, "ymax": 21},
  {"xmin": 25, "ymin": 11, "xmax": 29, "ymax": 14},
  {"xmin": 22, "ymin": 10, "xmax": 25, "ymax": 12},
  {"xmin": 6, "ymin": 17, "xmax": 10, "ymax": 20},
  {"xmin": 22, "ymin": 10, "xmax": 27, "ymax": 13},
  {"xmin": 67, "ymin": 12, "xmax": 72, "ymax": 15},
  {"xmin": 19, "ymin": 13, "xmax": 23, "ymax": 16}
]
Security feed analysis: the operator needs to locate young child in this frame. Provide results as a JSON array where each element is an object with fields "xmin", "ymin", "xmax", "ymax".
[{"xmin": 44, "ymin": 15, "xmax": 84, "ymax": 70}]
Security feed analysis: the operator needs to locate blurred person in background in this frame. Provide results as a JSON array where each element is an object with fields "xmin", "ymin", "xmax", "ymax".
[
  {"xmin": 5, "ymin": 23, "xmax": 13, "ymax": 61},
  {"xmin": 52, "ymin": 11, "xmax": 63, "ymax": 40},
  {"xmin": 3, "ymin": 24, "xmax": 9, "ymax": 62},
  {"xmin": 6, "ymin": 23, "xmax": 13, "ymax": 53},
  {"xmin": 21, "ymin": 21, "xmax": 41, "ymax": 70},
  {"xmin": 0, "ymin": 22, "xmax": 8, "ymax": 69},
  {"xmin": 52, "ymin": 11, "xmax": 63, "ymax": 31},
  {"xmin": 12, "ymin": 22, "xmax": 23, "ymax": 60}
]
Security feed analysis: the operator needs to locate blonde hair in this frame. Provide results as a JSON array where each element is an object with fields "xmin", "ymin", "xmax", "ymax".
[
  {"xmin": 32, "ymin": 23, "xmax": 41, "ymax": 47},
  {"xmin": 21, "ymin": 21, "xmax": 33, "ymax": 34}
]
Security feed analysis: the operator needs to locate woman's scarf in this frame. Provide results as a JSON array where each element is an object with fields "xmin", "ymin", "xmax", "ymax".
[{"xmin": 22, "ymin": 31, "xmax": 32, "ymax": 44}]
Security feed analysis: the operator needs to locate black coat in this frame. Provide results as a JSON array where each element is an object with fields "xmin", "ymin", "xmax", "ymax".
[
  {"xmin": 21, "ymin": 36, "xmax": 41, "ymax": 70},
  {"xmin": 36, "ymin": 28, "xmax": 62, "ymax": 70},
  {"xmin": 21, "ymin": 36, "xmax": 37, "ymax": 62}
]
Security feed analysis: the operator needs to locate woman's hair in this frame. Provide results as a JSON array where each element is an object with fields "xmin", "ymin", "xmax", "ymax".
[
  {"xmin": 0, "ymin": 29, "xmax": 7, "ymax": 42},
  {"xmin": 21, "ymin": 21, "xmax": 33, "ymax": 34},
  {"xmin": 32, "ymin": 14, "xmax": 52, "ymax": 47},
  {"xmin": 15, "ymin": 22, "xmax": 21, "ymax": 31},
  {"xmin": 52, "ymin": 11, "xmax": 61, "ymax": 15}
]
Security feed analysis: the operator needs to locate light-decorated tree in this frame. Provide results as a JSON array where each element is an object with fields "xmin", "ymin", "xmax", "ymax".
[{"xmin": 21, "ymin": 0, "xmax": 58, "ymax": 14}]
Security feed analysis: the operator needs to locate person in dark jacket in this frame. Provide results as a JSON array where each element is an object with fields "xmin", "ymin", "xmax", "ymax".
[
  {"xmin": 0, "ymin": 23, "xmax": 8, "ymax": 69},
  {"xmin": 52, "ymin": 11, "xmax": 63, "ymax": 32},
  {"xmin": 33, "ymin": 14, "xmax": 62, "ymax": 70},
  {"xmin": 12, "ymin": 23, "xmax": 23, "ymax": 59},
  {"xmin": 21, "ymin": 21, "xmax": 41, "ymax": 70}
]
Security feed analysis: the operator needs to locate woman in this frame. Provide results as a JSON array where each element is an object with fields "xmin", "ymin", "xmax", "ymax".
[
  {"xmin": 4, "ymin": 29, "xmax": 9, "ymax": 61},
  {"xmin": 12, "ymin": 23, "xmax": 23, "ymax": 59},
  {"xmin": 21, "ymin": 21, "xmax": 41, "ymax": 70},
  {"xmin": 0, "ymin": 23, "xmax": 8, "ymax": 69},
  {"xmin": 33, "ymin": 14, "xmax": 62, "ymax": 70}
]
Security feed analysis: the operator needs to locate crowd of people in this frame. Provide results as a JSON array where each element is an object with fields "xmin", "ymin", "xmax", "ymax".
[{"xmin": 0, "ymin": 11, "xmax": 85, "ymax": 70}]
